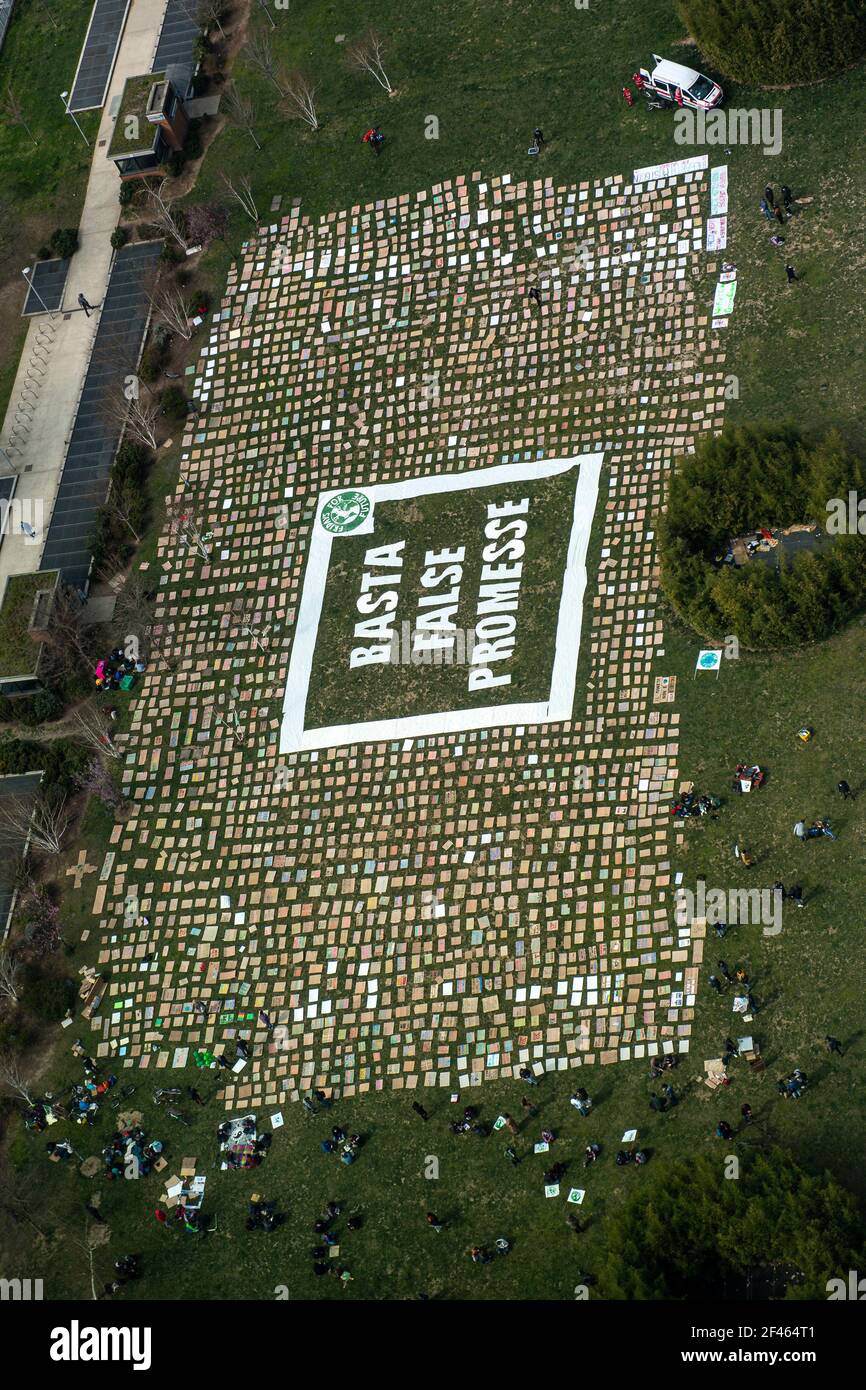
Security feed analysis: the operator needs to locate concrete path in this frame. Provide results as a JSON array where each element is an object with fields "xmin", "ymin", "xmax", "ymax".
[{"xmin": 0, "ymin": 0, "xmax": 169, "ymax": 595}]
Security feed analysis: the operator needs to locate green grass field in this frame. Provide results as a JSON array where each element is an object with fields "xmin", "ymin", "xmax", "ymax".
[
  {"xmin": 0, "ymin": 0, "xmax": 99, "ymax": 417},
  {"xmin": 2, "ymin": 0, "xmax": 866, "ymax": 1302}
]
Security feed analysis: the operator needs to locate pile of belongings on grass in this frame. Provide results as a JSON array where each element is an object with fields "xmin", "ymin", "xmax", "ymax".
[
  {"xmin": 733, "ymin": 763, "xmax": 765, "ymax": 793},
  {"xmin": 670, "ymin": 789, "xmax": 721, "ymax": 818},
  {"xmin": 94, "ymin": 647, "xmax": 146, "ymax": 692},
  {"xmin": 102, "ymin": 1126, "xmax": 165, "ymax": 1181},
  {"xmin": 22, "ymin": 1098, "xmax": 62, "ymax": 1132},
  {"xmin": 218, "ymin": 1114, "xmax": 272, "ymax": 1171}
]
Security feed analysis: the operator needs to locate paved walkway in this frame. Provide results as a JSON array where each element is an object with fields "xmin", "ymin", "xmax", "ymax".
[{"xmin": 0, "ymin": 0, "xmax": 168, "ymax": 595}]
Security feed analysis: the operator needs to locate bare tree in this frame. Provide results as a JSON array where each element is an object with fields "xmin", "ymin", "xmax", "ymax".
[
  {"xmin": 102, "ymin": 385, "xmax": 160, "ymax": 450},
  {"xmin": 281, "ymin": 70, "xmax": 320, "ymax": 131},
  {"xmin": 0, "ymin": 794, "xmax": 69, "ymax": 855},
  {"xmin": 219, "ymin": 171, "xmax": 259, "ymax": 222},
  {"xmin": 246, "ymin": 30, "xmax": 283, "ymax": 93},
  {"xmin": 196, "ymin": 0, "xmax": 227, "ymax": 38},
  {"xmin": 110, "ymin": 571, "xmax": 176, "ymax": 666},
  {"xmin": 0, "ymin": 947, "xmax": 21, "ymax": 1005},
  {"xmin": 105, "ymin": 477, "xmax": 145, "ymax": 544},
  {"xmin": 167, "ymin": 499, "xmax": 213, "ymax": 561},
  {"xmin": 40, "ymin": 586, "xmax": 97, "ymax": 683},
  {"xmin": 148, "ymin": 280, "xmax": 193, "ymax": 340},
  {"xmin": 0, "ymin": 1055, "xmax": 36, "ymax": 1106},
  {"xmin": 140, "ymin": 180, "xmax": 187, "ymax": 251},
  {"xmin": 222, "ymin": 82, "xmax": 262, "ymax": 150},
  {"xmin": 0, "ymin": 83, "xmax": 38, "ymax": 146},
  {"xmin": 347, "ymin": 30, "xmax": 393, "ymax": 94},
  {"xmin": 72, "ymin": 704, "xmax": 123, "ymax": 759}
]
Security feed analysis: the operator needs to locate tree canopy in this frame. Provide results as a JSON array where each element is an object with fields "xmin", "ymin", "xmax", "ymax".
[
  {"xmin": 595, "ymin": 1149, "xmax": 866, "ymax": 1300},
  {"xmin": 677, "ymin": 0, "xmax": 866, "ymax": 86},
  {"xmin": 658, "ymin": 424, "xmax": 866, "ymax": 648}
]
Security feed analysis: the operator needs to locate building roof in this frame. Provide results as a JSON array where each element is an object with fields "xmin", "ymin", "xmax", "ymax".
[{"xmin": 108, "ymin": 72, "xmax": 166, "ymax": 158}]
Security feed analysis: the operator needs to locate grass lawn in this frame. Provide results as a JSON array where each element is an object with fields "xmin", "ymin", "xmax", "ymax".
[
  {"xmin": 1, "ymin": 0, "xmax": 866, "ymax": 1302},
  {"xmin": 0, "ymin": 0, "xmax": 99, "ymax": 418}
]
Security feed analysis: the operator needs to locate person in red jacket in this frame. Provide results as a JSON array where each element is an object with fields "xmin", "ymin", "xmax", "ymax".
[{"xmin": 622, "ymin": 85, "xmax": 634, "ymax": 107}]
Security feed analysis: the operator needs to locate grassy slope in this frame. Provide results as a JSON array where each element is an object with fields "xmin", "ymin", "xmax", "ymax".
[
  {"xmin": 0, "ymin": 0, "xmax": 98, "ymax": 418},
  {"xmin": 2, "ymin": 0, "xmax": 866, "ymax": 1300}
]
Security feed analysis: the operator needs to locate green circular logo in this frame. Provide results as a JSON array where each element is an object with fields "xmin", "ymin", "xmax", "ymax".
[{"xmin": 320, "ymin": 490, "xmax": 371, "ymax": 534}]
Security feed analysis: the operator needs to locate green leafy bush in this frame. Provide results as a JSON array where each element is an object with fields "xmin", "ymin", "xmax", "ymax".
[
  {"xmin": 110, "ymin": 226, "xmax": 130, "ymax": 250},
  {"xmin": 49, "ymin": 227, "xmax": 79, "ymax": 259},
  {"xmin": 0, "ymin": 689, "xmax": 63, "ymax": 726},
  {"xmin": 677, "ymin": 0, "xmax": 866, "ymax": 85},
  {"xmin": 658, "ymin": 425, "xmax": 866, "ymax": 648},
  {"xmin": 160, "ymin": 384, "xmax": 188, "ymax": 419}
]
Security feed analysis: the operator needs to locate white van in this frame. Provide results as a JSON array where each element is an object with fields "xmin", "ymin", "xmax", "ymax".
[{"xmin": 638, "ymin": 54, "xmax": 723, "ymax": 109}]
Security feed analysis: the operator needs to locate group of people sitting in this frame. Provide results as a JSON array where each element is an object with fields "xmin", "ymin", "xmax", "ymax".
[
  {"xmin": 449, "ymin": 1104, "xmax": 489, "ymax": 1137},
  {"xmin": 777, "ymin": 1068, "xmax": 809, "ymax": 1100},
  {"xmin": 671, "ymin": 790, "xmax": 721, "ymax": 818},
  {"xmin": 94, "ymin": 648, "xmax": 146, "ymax": 692},
  {"xmin": 616, "ymin": 1148, "xmax": 649, "ymax": 1166},
  {"xmin": 102, "ymin": 1127, "xmax": 163, "ymax": 1180},
  {"xmin": 321, "ymin": 1127, "xmax": 364, "ymax": 1164},
  {"xmin": 246, "ymin": 1198, "xmax": 282, "ymax": 1233}
]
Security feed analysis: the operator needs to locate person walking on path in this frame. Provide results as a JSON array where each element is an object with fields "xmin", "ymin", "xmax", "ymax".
[
  {"xmin": 78, "ymin": 293, "xmax": 97, "ymax": 317},
  {"xmin": 785, "ymin": 264, "xmax": 800, "ymax": 284},
  {"xmin": 412, "ymin": 1101, "xmax": 429, "ymax": 1121},
  {"xmin": 837, "ymin": 779, "xmax": 853, "ymax": 800},
  {"xmin": 826, "ymin": 1036, "xmax": 844, "ymax": 1056}
]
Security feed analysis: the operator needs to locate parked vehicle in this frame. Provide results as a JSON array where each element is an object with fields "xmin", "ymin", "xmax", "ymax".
[{"xmin": 638, "ymin": 55, "xmax": 723, "ymax": 110}]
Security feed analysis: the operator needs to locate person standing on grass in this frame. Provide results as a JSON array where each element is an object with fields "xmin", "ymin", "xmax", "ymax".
[
  {"xmin": 826, "ymin": 1036, "xmax": 844, "ymax": 1056},
  {"xmin": 837, "ymin": 779, "xmax": 852, "ymax": 800},
  {"xmin": 716, "ymin": 1120, "xmax": 733, "ymax": 1140},
  {"xmin": 787, "ymin": 884, "xmax": 805, "ymax": 909},
  {"xmin": 741, "ymin": 1103, "xmax": 753, "ymax": 1126},
  {"xmin": 412, "ymin": 1101, "xmax": 429, "ymax": 1121},
  {"xmin": 521, "ymin": 1095, "xmax": 539, "ymax": 1119},
  {"xmin": 764, "ymin": 183, "xmax": 775, "ymax": 207},
  {"xmin": 622, "ymin": 85, "xmax": 634, "ymax": 107},
  {"xmin": 759, "ymin": 197, "xmax": 773, "ymax": 221},
  {"xmin": 781, "ymin": 184, "xmax": 794, "ymax": 211},
  {"xmin": 519, "ymin": 1066, "xmax": 538, "ymax": 1087},
  {"xmin": 718, "ymin": 960, "xmax": 733, "ymax": 983},
  {"xmin": 504, "ymin": 1113, "xmax": 519, "ymax": 1135},
  {"xmin": 533, "ymin": 127, "xmax": 545, "ymax": 147},
  {"xmin": 786, "ymin": 264, "xmax": 800, "ymax": 284},
  {"xmin": 426, "ymin": 1212, "xmax": 445, "ymax": 1233},
  {"xmin": 794, "ymin": 819, "xmax": 807, "ymax": 840},
  {"xmin": 709, "ymin": 974, "xmax": 724, "ymax": 995}
]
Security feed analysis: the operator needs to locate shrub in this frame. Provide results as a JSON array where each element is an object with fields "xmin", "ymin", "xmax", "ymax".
[
  {"xmin": 21, "ymin": 972, "xmax": 74, "ymax": 1021},
  {"xmin": 677, "ymin": 0, "xmax": 866, "ymax": 85},
  {"xmin": 137, "ymin": 222, "xmax": 161, "ymax": 242},
  {"xmin": 658, "ymin": 425, "xmax": 866, "ymax": 648},
  {"xmin": 160, "ymin": 242, "xmax": 184, "ymax": 265},
  {"xmin": 118, "ymin": 181, "xmax": 135, "ymax": 207},
  {"xmin": 49, "ymin": 227, "xmax": 79, "ymax": 259},
  {"xmin": 110, "ymin": 226, "xmax": 130, "ymax": 250},
  {"xmin": 160, "ymin": 385, "xmax": 188, "ymax": 419},
  {"xmin": 139, "ymin": 339, "xmax": 167, "ymax": 384},
  {"xmin": 0, "ymin": 689, "xmax": 63, "ymax": 726}
]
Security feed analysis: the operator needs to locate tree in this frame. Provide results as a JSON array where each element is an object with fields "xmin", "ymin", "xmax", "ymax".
[
  {"xmin": 222, "ymin": 83, "xmax": 262, "ymax": 150},
  {"xmin": 0, "ymin": 793, "xmax": 68, "ymax": 856},
  {"xmin": 676, "ymin": 0, "xmax": 866, "ymax": 85},
  {"xmin": 71, "ymin": 704, "xmax": 122, "ymax": 760},
  {"xmin": 109, "ymin": 571, "xmax": 175, "ymax": 667},
  {"xmin": 595, "ymin": 1149, "xmax": 866, "ymax": 1300},
  {"xmin": 0, "ymin": 946, "xmax": 21, "ymax": 1005},
  {"xmin": 102, "ymin": 385, "xmax": 160, "ymax": 450},
  {"xmin": 281, "ymin": 71, "xmax": 320, "ymax": 131},
  {"xmin": 185, "ymin": 203, "xmax": 229, "ymax": 248},
  {"xmin": 75, "ymin": 757, "xmax": 126, "ymax": 813},
  {"xmin": 0, "ymin": 1054, "xmax": 36, "ymax": 1106},
  {"xmin": 246, "ymin": 30, "xmax": 284, "ymax": 94},
  {"xmin": 0, "ymin": 83, "xmax": 38, "ymax": 146},
  {"xmin": 167, "ymin": 499, "xmax": 213, "ymax": 561},
  {"xmin": 347, "ymin": 29, "xmax": 394, "ymax": 94},
  {"xmin": 40, "ymin": 585, "xmax": 98, "ymax": 684},
  {"xmin": 148, "ymin": 279, "xmax": 193, "ymax": 341},
  {"xmin": 140, "ymin": 180, "xmax": 187, "ymax": 251},
  {"xmin": 196, "ymin": 0, "xmax": 228, "ymax": 38},
  {"xmin": 219, "ymin": 172, "xmax": 259, "ymax": 222}
]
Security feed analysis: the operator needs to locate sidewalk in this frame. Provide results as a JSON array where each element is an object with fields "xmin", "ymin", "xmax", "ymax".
[{"xmin": 0, "ymin": 0, "xmax": 168, "ymax": 593}]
